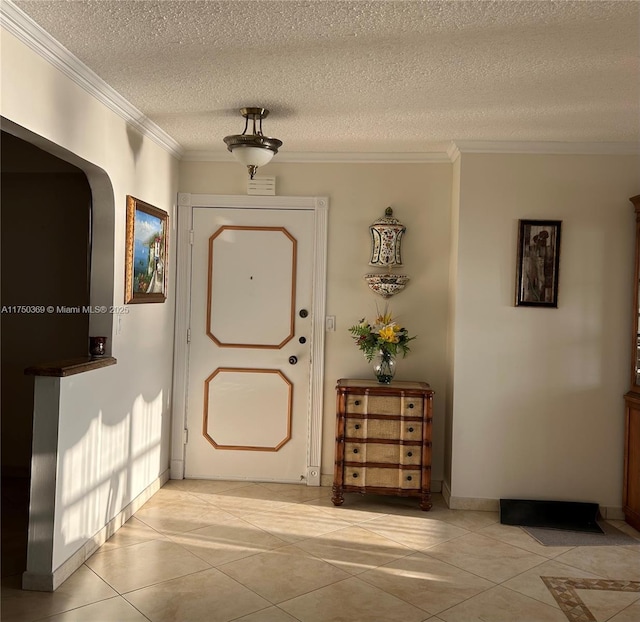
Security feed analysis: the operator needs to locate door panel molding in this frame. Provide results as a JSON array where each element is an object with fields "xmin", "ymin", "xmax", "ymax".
[
  {"xmin": 203, "ymin": 367, "xmax": 292, "ymax": 451},
  {"xmin": 171, "ymin": 193, "xmax": 328, "ymax": 485},
  {"xmin": 207, "ymin": 226, "xmax": 297, "ymax": 349}
]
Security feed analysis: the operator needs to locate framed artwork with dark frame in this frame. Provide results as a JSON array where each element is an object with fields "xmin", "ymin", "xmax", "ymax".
[
  {"xmin": 125, "ymin": 195, "xmax": 168, "ymax": 304},
  {"xmin": 515, "ymin": 219, "xmax": 562, "ymax": 308}
]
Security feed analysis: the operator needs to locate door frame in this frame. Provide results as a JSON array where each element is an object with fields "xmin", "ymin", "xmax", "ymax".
[{"xmin": 170, "ymin": 193, "xmax": 329, "ymax": 486}]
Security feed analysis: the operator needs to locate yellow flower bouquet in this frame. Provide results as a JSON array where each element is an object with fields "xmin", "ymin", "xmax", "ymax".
[{"xmin": 348, "ymin": 310, "xmax": 416, "ymax": 362}]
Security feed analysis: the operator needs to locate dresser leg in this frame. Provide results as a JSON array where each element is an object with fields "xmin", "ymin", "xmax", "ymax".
[
  {"xmin": 420, "ymin": 493, "xmax": 432, "ymax": 511},
  {"xmin": 331, "ymin": 487, "xmax": 344, "ymax": 506}
]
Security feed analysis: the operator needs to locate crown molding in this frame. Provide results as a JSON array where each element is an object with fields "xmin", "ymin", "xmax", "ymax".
[
  {"xmin": 182, "ymin": 150, "xmax": 452, "ymax": 163},
  {"xmin": 182, "ymin": 140, "xmax": 639, "ymax": 165},
  {"xmin": 447, "ymin": 142, "xmax": 461, "ymax": 162},
  {"xmin": 0, "ymin": 0, "xmax": 184, "ymax": 159},
  {"xmin": 452, "ymin": 140, "xmax": 640, "ymax": 156}
]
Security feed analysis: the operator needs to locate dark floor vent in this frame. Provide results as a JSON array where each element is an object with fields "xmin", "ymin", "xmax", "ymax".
[{"xmin": 499, "ymin": 499, "xmax": 603, "ymax": 533}]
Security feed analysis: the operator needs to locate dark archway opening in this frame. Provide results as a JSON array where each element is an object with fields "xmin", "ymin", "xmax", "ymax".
[{"xmin": 1, "ymin": 131, "xmax": 92, "ymax": 578}]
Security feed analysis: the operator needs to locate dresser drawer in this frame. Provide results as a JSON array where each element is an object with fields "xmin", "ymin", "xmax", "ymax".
[
  {"xmin": 399, "ymin": 446, "xmax": 421, "ymax": 465},
  {"xmin": 345, "ymin": 394, "xmax": 367, "ymax": 414},
  {"xmin": 345, "ymin": 418, "xmax": 422, "ymax": 441},
  {"xmin": 365, "ymin": 395, "xmax": 424, "ymax": 416},
  {"xmin": 344, "ymin": 466, "xmax": 421, "ymax": 489},
  {"xmin": 345, "ymin": 442, "xmax": 421, "ymax": 466},
  {"xmin": 345, "ymin": 418, "xmax": 395, "ymax": 440},
  {"xmin": 367, "ymin": 395, "xmax": 401, "ymax": 415},
  {"xmin": 402, "ymin": 397, "xmax": 423, "ymax": 416}
]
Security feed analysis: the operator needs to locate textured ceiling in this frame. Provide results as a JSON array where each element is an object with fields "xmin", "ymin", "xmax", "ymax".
[{"xmin": 11, "ymin": 0, "xmax": 640, "ymax": 157}]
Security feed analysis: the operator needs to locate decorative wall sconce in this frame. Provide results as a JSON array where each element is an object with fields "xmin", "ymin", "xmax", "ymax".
[
  {"xmin": 223, "ymin": 107, "xmax": 283, "ymax": 179},
  {"xmin": 364, "ymin": 207, "xmax": 410, "ymax": 297}
]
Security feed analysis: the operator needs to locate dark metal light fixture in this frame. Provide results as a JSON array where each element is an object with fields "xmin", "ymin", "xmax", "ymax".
[{"xmin": 223, "ymin": 107, "xmax": 283, "ymax": 179}]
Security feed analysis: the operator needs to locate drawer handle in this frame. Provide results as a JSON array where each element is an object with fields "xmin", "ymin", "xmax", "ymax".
[
  {"xmin": 408, "ymin": 403, "xmax": 414, "ymax": 409},
  {"xmin": 407, "ymin": 475, "xmax": 413, "ymax": 481},
  {"xmin": 352, "ymin": 473, "xmax": 359, "ymax": 478},
  {"xmin": 408, "ymin": 427, "xmax": 414, "ymax": 432},
  {"xmin": 407, "ymin": 451, "xmax": 413, "ymax": 457},
  {"xmin": 354, "ymin": 424, "xmax": 361, "ymax": 430},
  {"xmin": 353, "ymin": 448, "xmax": 359, "ymax": 454},
  {"xmin": 354, "ymin": 400, "xmax": 360, "ymax": 406}
]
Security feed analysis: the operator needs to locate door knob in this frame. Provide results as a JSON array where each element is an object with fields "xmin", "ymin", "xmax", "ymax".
[
  {"xmin": 289, "ymin": 356, "xmax": 298, "ymax": 365},
  {"xmin": 299, "ymin": 309, "xmax": 309, "ymax": 318}
]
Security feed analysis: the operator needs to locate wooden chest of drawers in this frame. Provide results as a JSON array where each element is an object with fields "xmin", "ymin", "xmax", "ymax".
[{"xmin": 331, "ymin": 378, "xmax": 434, "ymax": 511}]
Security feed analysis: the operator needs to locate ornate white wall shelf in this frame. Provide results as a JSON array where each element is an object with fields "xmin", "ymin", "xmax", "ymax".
[{"xmin": 365, "ymin": 207, "xmax": 409, "ymax": 297}]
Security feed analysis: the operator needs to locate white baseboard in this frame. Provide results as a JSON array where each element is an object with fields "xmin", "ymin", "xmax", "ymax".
[
  {"xmin": 601, "ymin": 506, "xmax": 626, "ymax": 521},
  {"xmin": 447, "ymin": 495, "xmax": 500, "ymax": 512},
  {"xmin": 170, "ymin": 459, "xmax": 184, "ymax": 480},
  {"xmin": 442, "ymin": 479, "xmax": 451, "ymax": 507},
  {"xmin": 441, "ymin": 480, "xmax": 498, "ymax": 511},
  {"xmin": 22, "ymin": 469, "xmax": 170, "ymax": 592},
  {"xmin": 441, "ymin": 481, "xmax": 625, "ymax": 518}
]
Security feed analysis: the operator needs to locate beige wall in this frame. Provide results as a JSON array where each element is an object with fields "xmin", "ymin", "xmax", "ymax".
[
  {"xmin": 180, "ymin": 160, "xmax": 453, "ymax": 485},
  {"xmin": 182, "ymin": 153, "xmax": 640, "ymax": 512},
  {"xmin": 450, "ymin": 152, "xmax": 640, "ymax": 511},
  {"xmin": 1, "ymin": 28, "xmax": 179, "ymax": 574}
]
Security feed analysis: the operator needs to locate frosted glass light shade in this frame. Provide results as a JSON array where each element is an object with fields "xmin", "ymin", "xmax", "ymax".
[
  {"xmin": 231, "ymin": 145, "xmax": 276, "ymax": 167},
  {"xmin": 223, "ymin": 108, "xmax": 282, "ymax": 178}
]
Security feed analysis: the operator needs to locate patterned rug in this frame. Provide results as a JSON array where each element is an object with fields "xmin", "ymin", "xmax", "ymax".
[{"xmin": 542, "ymin": 576, "xmax": 640, "ymax": 622}]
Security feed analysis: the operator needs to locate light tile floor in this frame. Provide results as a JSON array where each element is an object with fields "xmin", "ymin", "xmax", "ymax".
[{"xmin": 2, "ymin": 480, "xmax": 640, "ymax": 622}]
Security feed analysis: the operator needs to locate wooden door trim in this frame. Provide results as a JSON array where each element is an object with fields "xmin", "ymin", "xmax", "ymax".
[
  {"xmin": 202, "ymin": 367, "xmax": 292, "ymax": 451},
  {"xmin": 171, "ymin": 193, "xmax": 329, "ymax": 486},
  {"xmin": 206, "ymin": 225, "xmax": 297, "ymax": 349}
]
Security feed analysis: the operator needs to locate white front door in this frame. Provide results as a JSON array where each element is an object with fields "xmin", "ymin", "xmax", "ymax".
[{"xmin": 184, "ymin": 205, "xmax": 316, "ymax": 483}]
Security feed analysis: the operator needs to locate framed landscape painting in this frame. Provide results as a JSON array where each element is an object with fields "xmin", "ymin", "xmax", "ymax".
[
  {"xmin": 515, "ymin": 219, "xmax": 562, "ymax": 308},
  {"xmin": 125, "ymin": 195, "xmax": 168, "ymax": 303}
]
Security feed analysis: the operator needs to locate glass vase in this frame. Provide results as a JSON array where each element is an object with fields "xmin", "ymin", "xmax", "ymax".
[{"xmin": 373, "ymin": 350, "xmax": 396, "ymax": 384}]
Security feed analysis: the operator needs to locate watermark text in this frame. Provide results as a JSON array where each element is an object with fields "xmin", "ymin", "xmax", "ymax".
[{"xmin": 1, "ymin": 305, "xmax": 129, "ymax": 314}]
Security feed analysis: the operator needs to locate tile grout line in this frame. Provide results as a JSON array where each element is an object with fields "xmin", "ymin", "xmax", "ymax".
[{"xmin": 38, "ymin": 483, "xmax": 638, "ymax": 622}]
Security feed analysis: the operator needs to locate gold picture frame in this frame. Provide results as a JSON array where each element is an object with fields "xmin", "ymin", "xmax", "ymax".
[{"xmin": 125, "ymin": 195, "xmax": 168, "ymax": 304}]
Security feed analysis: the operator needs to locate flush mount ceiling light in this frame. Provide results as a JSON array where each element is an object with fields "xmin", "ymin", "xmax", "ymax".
[{"xmin": 223, "ymin": 107, "xmax": 283, "ymax": 179}]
